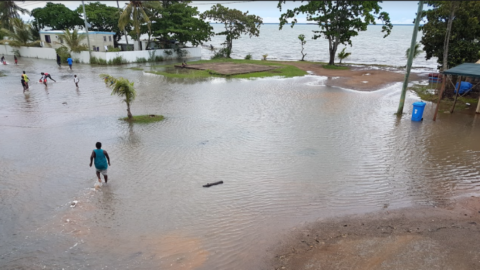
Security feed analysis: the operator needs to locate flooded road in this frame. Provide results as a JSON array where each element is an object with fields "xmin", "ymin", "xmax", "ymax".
[{"xmin": 1, "ymin": 58, "xmax": 480, "ymax": 269}]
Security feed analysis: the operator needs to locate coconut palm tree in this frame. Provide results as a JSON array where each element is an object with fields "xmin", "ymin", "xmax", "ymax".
[
  {"xmin": 0, "ymin": 18, "xmax": 40, "ymax": 47},
  {"xmin": 337, "ymin": 47, "xmax": 351, "ymax": 64},
  {"xmin": 58, "ymin": 29, "xmax": 87, "ymax": 53},
  {"xmin": 0, "ymin": 1, "xmax": 29, "ymax": 30},
  {"xmin": 118, "ymin": 1, "xmax": 161, "ymax": 50},
  {"xmin": 100, "ymin": 74, "xmax": 137, "ymax": 119},
  {"xmin": 405, "ymin": 42, "xmax": 422, "ymax": 59}
]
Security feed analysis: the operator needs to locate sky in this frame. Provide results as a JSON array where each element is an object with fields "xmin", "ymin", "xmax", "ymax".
[{"xmin": 16, "ymin": 1, "xmax": 423, "ymax": 25}]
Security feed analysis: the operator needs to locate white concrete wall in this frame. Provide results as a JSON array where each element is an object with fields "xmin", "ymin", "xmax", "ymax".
[
  {"xmin": 1, "ymin": 45, "xmax": 201, "ymax": 64},
  {"xmin": 0, "ymin": 44, "xmax": 57, "ymax": 60}
]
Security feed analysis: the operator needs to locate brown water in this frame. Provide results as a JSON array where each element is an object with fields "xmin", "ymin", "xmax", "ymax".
[{"xmin": 1, "ymin": 59, "xmax": 480, "ymax": 269}]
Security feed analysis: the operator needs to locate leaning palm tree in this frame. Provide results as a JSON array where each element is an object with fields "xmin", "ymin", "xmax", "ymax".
[
  {"xmin": 100, "ymin": 74, "xmax": 137, "ymax": 119},
  {"xmin": 118, "ymin": 1, "xmax": 161, "ymax": 50},
  {"xmin": 405, "ymin": 42, "xmax": 422, "ymax": 59},
  {"xmin": 58, "ymin": 29, "xmax": 87, "ymax": 53},
  {"xmin": 0, "ymin": 1, "xmax": 29, "ymax": 30},
  {"xmin": 0, "ymin": 18, "xmax": 40, "ymax": 47},
  {"xmin": 337, "ymin": 47, "xmax": 351, "ymax": 65}
]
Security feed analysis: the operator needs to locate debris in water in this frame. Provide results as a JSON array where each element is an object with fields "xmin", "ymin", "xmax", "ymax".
[
  {"xmin": 70, "ymin": 201, "xmax": 78, "ymax": 208},
  {"xmin": 203, "ymin": 181, "xmax": 223, "ymax": 188}
]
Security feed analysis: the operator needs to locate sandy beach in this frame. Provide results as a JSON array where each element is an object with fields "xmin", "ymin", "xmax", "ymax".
[{"xmin": 271, "ymin": 195, "xmax": 480, "ymax": 270}]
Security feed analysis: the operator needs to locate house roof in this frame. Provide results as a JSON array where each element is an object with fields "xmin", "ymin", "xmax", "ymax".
[
  {"xmin": 39, "ymin": 30, "xmax": 115, "ymax": 35},
  {"xmin": 443, "ymin": 63, "xmax": 480, "ymax": 78}
]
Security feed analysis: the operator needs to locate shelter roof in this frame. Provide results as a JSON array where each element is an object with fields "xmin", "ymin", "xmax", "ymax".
[{"xmin": 443, "ymin": 63, "xmax": 480, "ymax": 78}]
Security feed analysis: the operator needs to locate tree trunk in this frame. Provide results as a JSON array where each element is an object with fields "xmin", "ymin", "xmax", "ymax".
[
  {"xmin": 328, "ymin": 45, "xmax": 336, "ymax": 65},
  {"xmin": 127, "ymin": 102, "xmax": 132, "ymax": 119},
  {"xmin": 442, "ymin": 2, "xmax": 457, "ymax": 71}
]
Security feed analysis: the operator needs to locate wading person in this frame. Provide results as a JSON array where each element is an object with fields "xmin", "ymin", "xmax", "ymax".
[
  {"xmin": 67, "ymin": 57, "xmax": 73, "ymax": 70},
  {"xmin": 56, "ymin": 54, "xmax": 61, "ymax": 67},
  {"xmin": 40, "ymin": 72, "xmax": 56, "ymax": 86},
  {"xmin": 89, "ymin": 142, "xmax": 111, "ymax": 184},
  {"xmin": 21, "ymin": 75, "xmax": 27, "ymax": 93},
  {"xmin": 22, "ymin": 71, "xmax": 29, "ymax": 90},
  {"xmin": 74, "ymin": 75, "xmax": 79, "ymax": 87},
  {"xmin": 14, "ymin": 55, "xmax": 17, "ymax": 65}
]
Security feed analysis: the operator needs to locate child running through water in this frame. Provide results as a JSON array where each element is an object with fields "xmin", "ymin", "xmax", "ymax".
[
  {"xmin": 22, "ymin": 71, "xmax": 29, "ymax": 90},
  {"xmin": 89, "ymin": 142, "xmax": 111, "ymax": 184},
  {"xmin": 1, "ymin": 55, "xmax": 6, "ymax": 65},
  {"xmin": 74, "ymin": 75, "xmax": 79, "ymax": 87},
  {"xmin": 40, "ymin": 72, "xmax": 56, "ymax": 86},
  {"xmin": 21, "ymin": 75, "xmax": 27, "ymax": 93}
]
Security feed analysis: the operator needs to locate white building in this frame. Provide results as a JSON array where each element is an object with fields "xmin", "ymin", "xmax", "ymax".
[{"xmin": 39, "ymin": 30, "xmax": 115, "ymax": 52}]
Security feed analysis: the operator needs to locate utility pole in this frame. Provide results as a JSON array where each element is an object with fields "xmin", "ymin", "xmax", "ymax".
[
  {"xmin": 82, "ymin": 0, "xmax": 92, "ymax": 60},
  {"xmin": 397, "ymin": 1, "xmax": 424, "ymax": 115}
]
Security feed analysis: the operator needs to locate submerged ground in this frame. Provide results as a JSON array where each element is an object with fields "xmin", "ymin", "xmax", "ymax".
[{"xmin": 1, "ymin": 58, "xmax": 480, "ymax": 269}]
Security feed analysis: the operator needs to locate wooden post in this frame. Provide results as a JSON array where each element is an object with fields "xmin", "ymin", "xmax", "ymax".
[
  {"xmin": 433, "ymin": 74, "xmax": 446, "ymax": 121},
  {"xmin": 450, "ymin": 76, "xmax": 462, "ymax": 113},
  {"xmin": 476, "ymin": 93, "xmax": 480, "ymax": 114}
]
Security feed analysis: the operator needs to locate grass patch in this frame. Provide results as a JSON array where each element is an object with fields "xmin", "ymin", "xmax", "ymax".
[
  {"xmin": 0, "ymin": 71, "xmax": 5, "ymax": 77},
  {"xmin": 128, "ymin": 67, "xmax": 144, "ymax": 70},
  {"xmin": 409, "ymin": 83, "xmax": 478, "ymax": 111},
  {"xmin": 322, "ymin": 64, "xmax": 349, "ymax": 70},
  {"xmin": 148, "ymin": 59, "xmax": 307, "ymax": 79},
  {"xmin": 120, "ymin": 114, "xmax": 165, "ymax": 123}
]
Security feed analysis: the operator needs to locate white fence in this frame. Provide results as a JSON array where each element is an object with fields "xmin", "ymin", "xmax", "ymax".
[{"xmin": 0, "ymin": 45, "xmax": 201, "ymax": 64}]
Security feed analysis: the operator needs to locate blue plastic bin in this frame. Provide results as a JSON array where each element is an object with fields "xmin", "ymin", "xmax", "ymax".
[{"xmin": 411, "ymin": 101, "xmax": 426, "ymax": 121}]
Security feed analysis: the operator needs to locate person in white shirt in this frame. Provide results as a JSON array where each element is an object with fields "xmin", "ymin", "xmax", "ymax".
[{"xmin": 74, "ymin": 75, "xmax": 79, "ymax": 87}]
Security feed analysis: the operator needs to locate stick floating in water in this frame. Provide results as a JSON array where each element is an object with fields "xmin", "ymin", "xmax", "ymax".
[{"xmin": 203, "ymin": 181, "xmax": 223, "ymax": 188}]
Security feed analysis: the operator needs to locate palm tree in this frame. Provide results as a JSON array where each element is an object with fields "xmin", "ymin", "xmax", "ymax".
[
  {"xmin": 0, "ymin": 18, "xmax": 40, "ymax": 47},
  {"xmin": 405, "ymin": 42, "xmax": 422, "ymax": 59},
  {"xmin": 118, "ymin": 1, "xmax": 161, "ymax": 50},
  {"xmin": 100, "ymin": 74, "xmax": 137, "ymax": 119},
  {"xmin": 58, "ymin": 29, "xmax": 87, "ymax": 53},
  {"xmin": 337, "ymin": 47, "xmax": 351, "ymax": 64},
  {"xmin": 0, "ymin": 1, "xmax": 29, "ymax": 30}
]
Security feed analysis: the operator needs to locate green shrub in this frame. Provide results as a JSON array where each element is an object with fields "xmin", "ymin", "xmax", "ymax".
[
  {"xmin": 107, "ymin": 45, "xmax": 121, "ymax": 52},
  {"xmin": 245, "ymin": 53, "xmax": 252, "ymax": 60},
  {"xmin": 211, "ymin": 48, "xmax": 230, "ymax": 59},
  {"xmin": 56, "ymin": 46, "xmax": 71, "ymax": 62},
  {"xmin": 73, "ymin": 58, "xmax": 80, "ymax": 63},
  {"xmin": 136, "ymin": 57, "xmax": 147, "ymax": 63},
  {"xmin": 108, "ymin": 56, "xmax": 126, "ymax": 65},
  {"xmin": 262, "ymin": 54, "xmax": 268, "ymax": 61},
  {"xmin": 90, "ymin": 56, "xmax": 98, "ymax": 64},
  {"xmin": 155, "ymin": 55, "xmax": 164, "ymax": 62}
]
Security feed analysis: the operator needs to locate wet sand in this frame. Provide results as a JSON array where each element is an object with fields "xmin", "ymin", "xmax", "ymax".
[
  {"xmin": 283, "ymin": 61, "xmax": 421, "ymax": 91},
  {"xmin": 271, "ymin": 195, "xmax": 480, "ymax": 270}
]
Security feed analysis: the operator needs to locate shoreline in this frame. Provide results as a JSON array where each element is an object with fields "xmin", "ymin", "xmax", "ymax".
[{"xmin": 271, "ymin": 194, "xmax": 480, "ymax": 270}]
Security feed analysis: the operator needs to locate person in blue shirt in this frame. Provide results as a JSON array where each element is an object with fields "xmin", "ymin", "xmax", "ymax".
[
  {"xmin": 67, "ymin": 57, "xmax": 73, "ymax": 70},
  {"xmin": 89, "ymin": 142, "xmax": 111, "ymax": 184}
]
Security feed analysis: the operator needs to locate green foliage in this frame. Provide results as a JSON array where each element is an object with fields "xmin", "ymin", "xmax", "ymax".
[
  {"xmin": 337, "ymin": 47, "xmax": 352, "ymax": 64},
  {"xmin": 108, "ymin": 56, "xmax": 127, "ymax": 65},
  {"xmin": 245, "ymin": 53, "xmax": 252, "ymax": 60},
  {"xmin": 55, "ymin": 46, "xmax": 71, "ymax": 62},
  {"xmin": 136, "ymin": 57, "xmax": 148, "ymax": 63},
  {"xmin": 174, "ymin": 47, "xmax": 188, "ymax": 59},
  {"xmin": 155, "ymin": 55, "xmax": 164, "ymax": 62},
  {"xmin": 99, "ymin": 74, "xmax": 137, "ymax": 119},
  {"xmin": 298, "ymin": 34, "xmax": 307, "ymax": 61},
  {"xmin": 75, "ymin": 2, "xmax": 127, "ymax": 47},
  {"xmin": 405, "ymin": 42, "xmax": 422, "ymax": 59},
  {"xmin": 211, "ymin": 48, "xmax": 230, "ymax": 59},
  {"xmin": 201, "ymin": 4, "xmax": 263, "ymax": 58},
  {"xmin": 279, "ymin": 1, "xmax": 392, "ymax": 65},
  {"xmin": 0, "ymin": 18, "xmax": 41, "ymax": 47},
  {"xmin": 31, "ymin": 2, "xmax": 83, "ymax": 30},
  {"xmin": 74, "ymin": 58, "xmax": 80, "ymax": 64},
  {"xmin": 120, "ymin": 114, "xmax": 165, "ymax": 123},
  {"xmin": 262, "ymin": 54, "xmax": 268, "ymax": 61},
  {"xmin": 90, "ymin": 56, "xmax": 107, "ymax": 65},
  {"xmin": 323, "ymin": 64, "xmax": 349, "ymax": 70},
  {"xmin": 0, "ymin": 1, "xmax": 29, "ymax": 30},
  {"xmin": 11, "ymin": 49, "xmax": 20, "ymax": 57},
  {"xmin": 58, "ymin": 29, "xmax": 87, "ymax": 53},
  {"xmin": 107, "ymin": 45, "xmax": 121, "ymax": 52},
  {"xmin": 164, "ymin": 49, "xmax": 173, "ymax": 59},
  {"xmin": 153, "ymin": 2, "xmax": 213, "ymax": 47},
  {"xmin": 119, "ymin": 1, "xmax": 160, "ymax": 49},
  {"xmin": 420, "ymin": 1, "xmax": 480, "ymax": 70}
]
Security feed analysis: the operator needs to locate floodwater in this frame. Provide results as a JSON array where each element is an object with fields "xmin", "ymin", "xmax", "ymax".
[{"xmin": 1, "ymin": 58, "xmax": 480, "ymax": 269}]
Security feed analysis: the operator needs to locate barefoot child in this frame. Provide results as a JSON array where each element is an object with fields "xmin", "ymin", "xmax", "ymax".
[
  {"xmin": 74, "ymin": 75, "xmax": 79, "ymax": 87},
  {"xmin": 89, "ymin": 142, "xmax": 111, "ymax": 184}
]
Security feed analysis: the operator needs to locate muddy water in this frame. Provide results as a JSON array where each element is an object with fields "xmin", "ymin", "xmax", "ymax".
[{"xmin": 1, "ymin": 59, "xmax": 480, "ymax": 269}]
